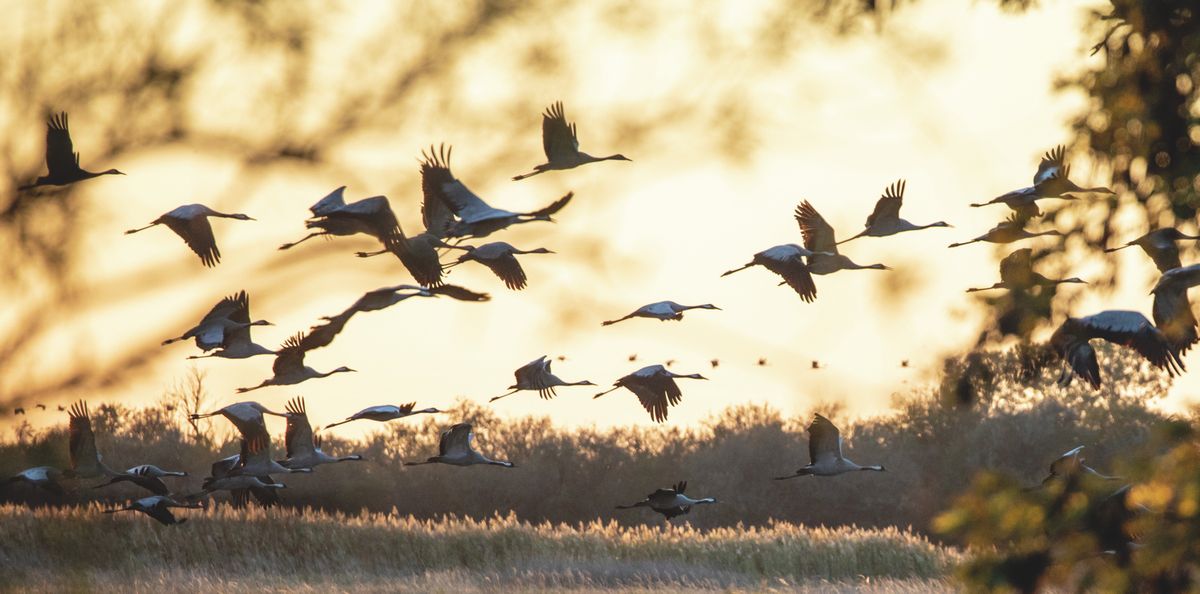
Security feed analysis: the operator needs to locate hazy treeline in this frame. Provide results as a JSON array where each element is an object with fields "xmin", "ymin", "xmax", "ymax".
[{"xmin": 0, "ymin": 346, "xmax": 1176, "ymax": 539}]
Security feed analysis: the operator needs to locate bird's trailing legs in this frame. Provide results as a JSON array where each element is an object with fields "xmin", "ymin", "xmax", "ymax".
[
  {"xmin": 280, "ymin": 233, "xmax": 324, "ymax": 250},
  {"xmin": 489, "ymin": 389, "xmax": 520, "ymax": 403}
]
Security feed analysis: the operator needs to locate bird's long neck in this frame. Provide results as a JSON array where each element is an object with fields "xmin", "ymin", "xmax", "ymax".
[
  {"xmin": 860, "ymin": 465, "xmax": 884, "ymax": 472},
  {"xmin": 851, "ymin": 262, "xmax": 887, "ymax": 270},
  {"xmin": 318, "ymin": 368, "xmax": 347, "ymax": 379},
  {"xmin": 564, "ymin": 380, "xmax": 593, "ymax": 387},
  {"xmin": 337, "ymin": 455, "xmax": 364, "ymax": 463}
]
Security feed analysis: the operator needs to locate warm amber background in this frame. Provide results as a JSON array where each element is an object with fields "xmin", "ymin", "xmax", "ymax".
[{"xmin": 2, "ymin": 0, "xmax": 1185, "ymax": 438}]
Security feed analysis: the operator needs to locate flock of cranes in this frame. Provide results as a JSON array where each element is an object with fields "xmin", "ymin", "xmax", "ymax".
[{"xmin": 2, "ymin": 98, "xmax": 1194, "ymax": 528}]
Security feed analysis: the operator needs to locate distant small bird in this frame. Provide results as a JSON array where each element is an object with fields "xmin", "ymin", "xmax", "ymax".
[
  {"xmin": 104, "ymin": 495, "xmax": 203, "ymax": 526},
  {"xmin": 1038, "ymin": 446, "xmax": 1120, "ymax": 487},
  {"xmin": 900, "ymin": 360, "xmax": 910, "ymax": 368},
  {"xmin": 837, "ymin": 180, "xmax": 951, "ymax": 244},
  {"xmin": 1050, "ymin": 310, "xmax": 1184, "ymax": 389},
  {"xmin": 973, "ymin": 145, "xmax": 1114, "ymax": 213},
  {"xmin": 125, "ymin": 204, "xmax": 255, "ymax": 267},
  {"xmin": 424, "ymin": 146, "xmax": 574, "ymax": 239},
  {"xmin": 757, "ymin": 358, "xmax": 768, "ymax": 366},
  {"xmin": 965, "ymin": 248, "xmax": 1086, "ymax": 293},
  {"xmin": 490, "ymin": 355, "xmax": 595, "ymax": 402},
  {"xmin": 512, "ymin": 101, "xmax": 630, "ymax": 181},
  {"xmin": 593, "ymin": 364, "xmax": 707, "ymax": 423},
  {"xmin": 1106, "ymin": 227, "xmax": 1200, "ymax": 273},
  {"xmin": 448, "ymin": 242, "xmax": 554, "ymax": 290},
  {"xmin": 721, "ymin": 244, "xmax": 821, "ymax": 302},
  {"xmin": 57, "ymin": 405, "xmax": 65, "ymax": 411},
  {"xmin": 237, "ymin": 333, "xmax": 355, "ymax": 392},
  {"xmin": 615, "ymin": 481, "xmax": 716, "ymax": 520},
  {"xmin": 811, "ymin": 360, "xmax": 821, "ymax": 370},
  {"xmin": 35, "ymin": 404, "xmax": 46, "ymax": 410},
  {"xmin": 19, "ymin": 112, "xmax": 124, "ymax": 191},
  {"xmin": 710, "ymin": 359, "xmax": 720, "ymax": 368},
  {"xmin": 1151, "ymin": 263, "xmax": 1200, "ymax": 356},
  {"xmin": 3, "ymin": 466, "xmax": 66, "ymax": 495},
  {"xmin": 323, "ymin": 402, "xmax": 442, "ymax": 431},
  {"xmin": 601, "ymin": 301, "xmax": 720, "ymax": 326},
  {"xmin": 13, "ymin": 408, "xmax": 24, "ymax": 415},
  {"xmin": 404, "ymin": 423, "xmax": 514, "ymax": 468},
  {"xmin": 94, "ymin": 465, "xmax": 188, "ymax": 496},
  {"xmin": 628, "ymin": 354, "xmax": 638, "ymax": 362},
  {"xmin": 948, "ymin": 213, "xmax": 1061, "ymax": 248},
  {"xmin": 277, "ymin": 398, "xmax": 364, "ymax": 470},
  {"xmin": 774, "ymin": 414, "xmax": 885, "ymax": 478}
]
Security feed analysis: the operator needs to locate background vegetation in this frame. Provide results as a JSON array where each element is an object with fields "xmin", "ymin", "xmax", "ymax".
[{"xmin": 0, "ymin": 347, "xmax": 1173, "ymax": 535}]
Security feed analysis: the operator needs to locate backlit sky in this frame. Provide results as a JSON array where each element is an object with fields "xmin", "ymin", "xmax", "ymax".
[{"xmin": 7, "ymin": 0, "xmax": 1190, "ymax": 439}]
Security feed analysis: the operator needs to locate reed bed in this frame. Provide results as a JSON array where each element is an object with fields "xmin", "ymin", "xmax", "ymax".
[{"xmin": 0, "ymin": 504, "xmax": 956, "ymax": 592}]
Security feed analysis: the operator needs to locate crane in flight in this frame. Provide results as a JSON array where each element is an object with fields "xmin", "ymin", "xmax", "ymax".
[
  {"xmin": 512, "ymin": 101, "xmax": 630, "ymax": 181},
  {"xmin": 19, "ymin": 112, "xmax": 124, "ymax": 190}
]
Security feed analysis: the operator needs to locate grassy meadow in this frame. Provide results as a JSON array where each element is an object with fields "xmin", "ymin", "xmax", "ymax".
[{"xmin": 0, "ymin": 504, "xmax": 956, "ymax": 593}]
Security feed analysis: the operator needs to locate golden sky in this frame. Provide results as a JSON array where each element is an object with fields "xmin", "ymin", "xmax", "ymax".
[{"xmin": 8, "ymin": 0, "xmax": 1187, "ymax": 439}]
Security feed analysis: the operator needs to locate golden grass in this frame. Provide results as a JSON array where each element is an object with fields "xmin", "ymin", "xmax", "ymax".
[{"xmin": 0, "ymin": 504, "xmax": 957, "ymax": 592}]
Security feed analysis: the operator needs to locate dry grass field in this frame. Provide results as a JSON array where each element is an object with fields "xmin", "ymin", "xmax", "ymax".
[{"xmin": 0, "ymin": 504, "xmax": 956, "ymax": 593}]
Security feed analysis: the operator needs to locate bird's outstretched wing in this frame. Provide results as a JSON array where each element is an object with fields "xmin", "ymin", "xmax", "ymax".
[
  {"xmin": 1034, "ymin": 145, "xmax": 1067, "ymax": 186},
  {"xmin": 997, "ymin": 248, "xmax": 1033, "ymax": 286},
  {"xmin": 428, "ymin": 284, "xmax": 490, "ymax": 302},
  {"xmin": 1078, "ymin": 311, "xmax": 1184, "ymax": 376},
  {"xmin": 483, "ymin": 253, "xmax": 529, "ymax": 291},
  {"xmin": 526, "ymin": 192, "xmax": 574, "ymax": 218},
  {"xmin": 864, "ymin": 180, "xmax": 904, "ymax": 228},
  {"xmin": 795, "ymin": 201, "xmax": 838, "ymax": 253},
  {"xmin": 440, "ymin": 423, "xmax": 474, "ymax": 457},
  {"xmin": 45, "ymin": 112, "xmax": 79, "ymax": 178},
  {"xmin": 283, "ymin": 397, "xmax": 315, "ymax": 459},
  {"xmin": 176, "ymin": 216, "xmax": 220, "ymax": 267},
  {"xmin": 420, "ymin": 145, "xmax": 494, "ymax": 221},
  {"xmin": 273, "ymin": 333, "xmax": 308, "ymax": 376},
  {"xmin": 541, "ymin": 101, "xmax": 580, "ymax": 162},
  {"xmin": 419, "ymin": 146, "xmax": 457, "ymax": 237},
  {"xmin": 301, "ymin": 311, "xmax": 352, "ymax": 352},
  {"xmin": 309, "ymin": 186, "xmax": 348, "ymax": 216},
  {"xmin": 807, "ymin": 414, "xmax": 842, "ymax": 465},
  {"xmin": 68, "ymin": 401, "xmax": 101, "ymax": 474},
  {"xmin": 1151, "ymin": 274, "xmax": 1200, "ymax": 357}
]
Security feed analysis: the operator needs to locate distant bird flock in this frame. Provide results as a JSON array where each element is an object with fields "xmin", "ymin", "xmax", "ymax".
[{"xmin": 1, "ymin": 99, "xmax": 1191, "ymax": 527}]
